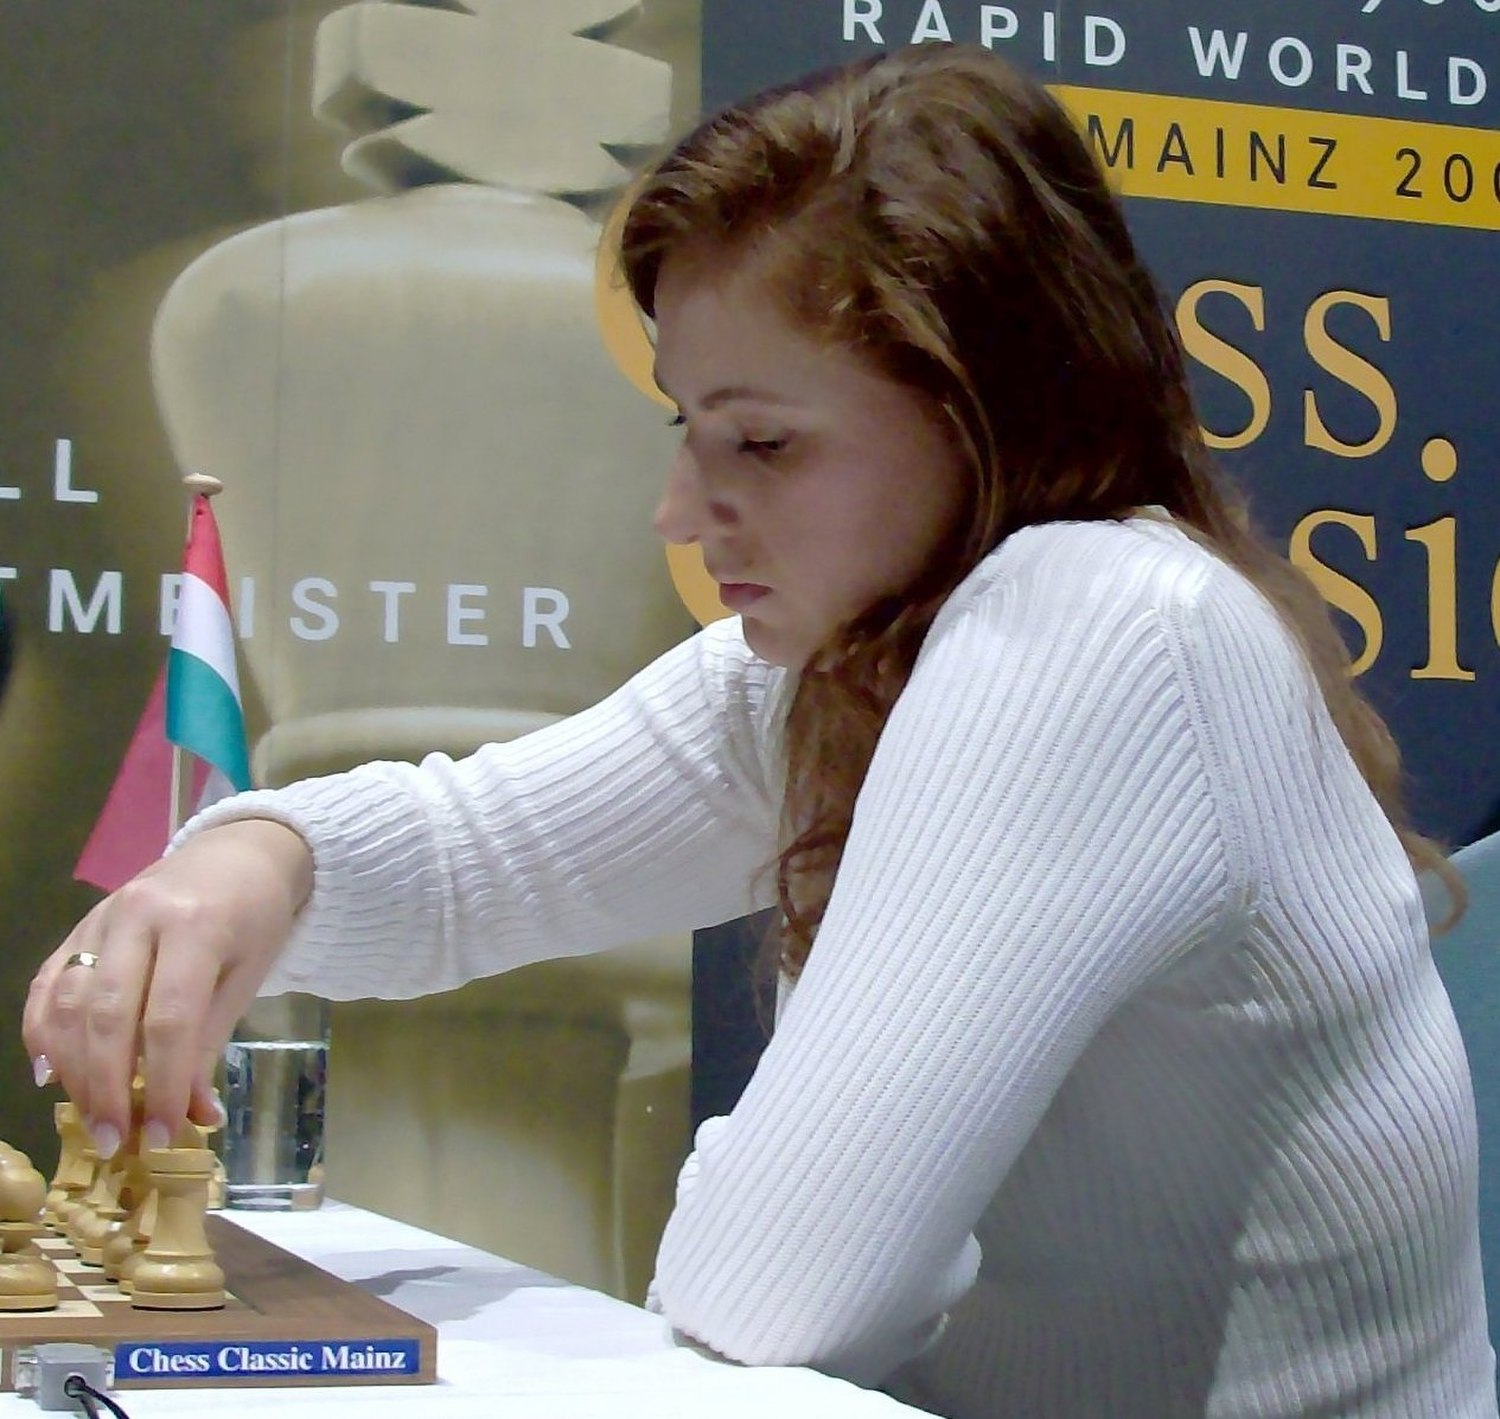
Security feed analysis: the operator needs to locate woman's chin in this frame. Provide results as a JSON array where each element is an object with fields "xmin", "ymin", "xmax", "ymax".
[{"xmin": 737, "ymin": 617, "xmax": 804, "ymax": 670}]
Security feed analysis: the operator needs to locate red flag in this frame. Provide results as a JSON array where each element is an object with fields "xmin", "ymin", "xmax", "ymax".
[{"xmin": 74, "ymin": 665, "xmax": 210, "ymax": 893}]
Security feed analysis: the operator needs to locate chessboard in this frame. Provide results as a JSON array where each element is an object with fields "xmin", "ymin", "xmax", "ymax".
[{"xmin": 0, "ymin": 1215, "xmax": 437, "ymax": 1390}]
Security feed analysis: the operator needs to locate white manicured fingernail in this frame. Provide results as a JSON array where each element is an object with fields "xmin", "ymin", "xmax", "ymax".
[
  {"xmin": 207, "ymin": 1090, "xmax": 228, "ymax": 1128},
  {"xmin": 32, "ymin": 1055, "xmax": 54, "ymax": 1088},
  {"xmin": 92, "ymin": 1122, "xmax": 121, "ymax": 1160},
  {"xmin": 143, "ymin": 1121, "xmax": 171, "ymax": 1153}
]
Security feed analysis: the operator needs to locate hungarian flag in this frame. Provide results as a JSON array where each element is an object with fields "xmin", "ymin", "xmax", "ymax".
[
  {"xmin": 166, "ymin": 496, "xmax": 251, "ymax": 797},
  {"xmin": 75, "ymin": 493, "xmax": 251, "ymax": 892}
]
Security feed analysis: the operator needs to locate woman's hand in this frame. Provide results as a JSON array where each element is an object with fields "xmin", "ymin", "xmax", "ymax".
[{"xmin": 22, "ymin": 819, "xmax": 314, "ymax": 1158}]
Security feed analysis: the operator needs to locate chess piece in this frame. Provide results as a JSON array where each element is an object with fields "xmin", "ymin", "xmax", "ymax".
[
  {"xmin": 48, "ymin": 1104, "xmax": 93, "ymax": 1233},
  {"xmin": 129, "ymin": 1148, "xmax": 225, "ymax": 1310},
  {"xmin": 61, "ymin": 1128, "xmax": 101, "ymax": 1248},
  {"xmin": 152, "ymin": 0, "xmax": 689, "ymax": 792},
  {"xmin": 44, "ymin": 1105, "xmax": 72, "ymax": 1226},
  {"xmin": 105, "ymin": 1080, "xmax": 156, "ymax": 1283},
  {"xmin": 0, "ymin": 1148, "xmax": 59, "ymax": 1311},
  {"xmin": 73, "ymin": 1140, "xmax": 130, "ymax": 1267},
  {"xmin": 75, "ymin": 1155, "xmax": 129, "ymax": 1267},
  {"xmin": 103, "ymin": 1149, "xmax": 154, "ymax": 1286}
]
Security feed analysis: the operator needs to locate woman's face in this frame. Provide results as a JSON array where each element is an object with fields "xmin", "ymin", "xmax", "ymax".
[{"xmin": 651, "ymin": 256, "xmax": 968, "ymax": 669}]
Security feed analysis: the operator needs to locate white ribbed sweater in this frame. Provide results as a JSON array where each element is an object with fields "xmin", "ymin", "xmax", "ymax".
[{"xmin": 189, "ymin": 519, "xmax": 1495, "ymax": 1417}]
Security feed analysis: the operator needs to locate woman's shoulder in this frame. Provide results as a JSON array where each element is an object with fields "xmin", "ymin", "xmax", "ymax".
[
  {"xmin": 936, "ymin": 515, "xmax": 1277, "ymax": 649},
  {"xmin": 963, "ymin": 514, "xmax": 1217, "ymax": 600}
]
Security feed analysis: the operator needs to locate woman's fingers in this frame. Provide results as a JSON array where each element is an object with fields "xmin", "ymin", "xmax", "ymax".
[
  {"xmin": 21, "ymin": 941, "xmax": 66, "ymax": 1079},
  {"xmin": 25, "ymin": 877, "xmax": 229, "ymax": 1152},
  {"xmin": 23, "ymin": 819, "xmax": 313, "ymax": 1153},
  {"xmin": 26, "ymin": 917, "xmax": 113, "ymax": 1127},
  {"xmin": 187, "ymin": 1057, "xmax": 230, "ymax": 1133},
  {"xmin": 79, "ymin": 898, "xmax": 179, "ymax": 1153},
  {"xmin": 136, "ymin": 928, "xmax": 266, "ymax": 1146}
]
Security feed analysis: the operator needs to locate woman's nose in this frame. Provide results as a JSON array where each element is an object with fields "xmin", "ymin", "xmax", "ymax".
[{"xmin": 654, "ymin": 447, "xmax": 727, "ymax": 545}]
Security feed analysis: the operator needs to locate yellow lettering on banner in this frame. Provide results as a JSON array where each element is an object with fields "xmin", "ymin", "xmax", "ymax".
[
  {"xmin": 1288, "ymin": 511, "xmax": 1383, "ymax": 676},
  {"xmin": 1492, "ymin": 558, "xmax": 1500, "ymax": 653},
  {"xmin": 1174, "ymin": 280, "xmax": 1271, "ymax": 450},
  {"xmin": 1303, "ymin": 292, "xmax": 1397, "ymax": 459},
  {"xmin": 1055, "ymin": 85, "xmax": 1500, "ymax": 231},
  {"xmin": 1405, "ymin": 517, "xmax": 1476, "ymax": 682}
]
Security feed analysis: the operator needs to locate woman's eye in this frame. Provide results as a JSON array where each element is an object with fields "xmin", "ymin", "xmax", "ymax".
[{"xmin": 738, "ymin": 436, "xmax": 787, "ymax": 456}]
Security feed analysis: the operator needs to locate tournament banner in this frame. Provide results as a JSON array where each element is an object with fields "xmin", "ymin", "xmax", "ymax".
[
  {"xmin": 689, "ymin": 0, "xmax": 1500, "ymax": 1122},
  {"xmin": 704, "ymin": 0, "xmax": 1500, "ymax": 851}
]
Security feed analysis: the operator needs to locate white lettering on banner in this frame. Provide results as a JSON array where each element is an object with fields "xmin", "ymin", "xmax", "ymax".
[
  {"xmin": 912, "ymin": 0, "xmax": 953, "ymax": 43},
  {"xmin": 290, "ymin": 577, "xmax": 339, "ymax": 642},
  {"xmin": 160, "ymin": 573, "xmax": 182, "ymax": 636},
  {"xmin": 844, "ymin": 0, "xmax": 883, "ymax": 44},
  {"xmin": 1270, "ymin": 37, "xmax": 1315, "ymax": 87},
  {"xmin": 1189, "ymin": 27, "xmax": 1249, "ymax": 79},
  {"xmin": 238, "ymin": 575, "xmax": 255, "ymax": 640},
  {"xmin": 955, "ymin": 7, "xmax": 1109, "ymax": 64},
  {"xmin": 1398, "ymin": 50, "xmax": 1429, "ymax": 100},
  {"xmin": 1085, "ymin": 15, "xmax": 1125, "ymax": 66},
  {"xmin": 1180, "ymin": 31, "xmax": 1489, "ymax": 106},
  {"xmin": 14, "ymin": 567, "xmax": 580, "ymax": 648},
  {"xmin": 48, "ymin": 569, "xmax": 122, "ymax": 634},
  {"xmin": 53, "ymin": 438, "xmax": 98, "ymax": 504},
  {"xmin": 161, "ymin": 573, "xmax": 256, "ymax": 637},
  {"xmin": 1452, "ymin": 58, "xmax": 1487, "ymax": 104},
  {"xmin": 447, "ymin": 584, "xmax": 489, "ymax": 647},
  {"xmin": 980, "ymin": 6, "xmax": 1017, "ymax": 47},
  {"xmin": 0, "ymin": 476, "xmax": 18, "ymax": 500},
  {"xmin": 1338, "ymin": 44, "xmax": 1376, "ymax": 94},
  {"xmin": 522, "ymin": 588, "xmax": 571, "ymax": 649},
  {"xmin": 369, "ymin": 580, "xmax": 416, "ymax": 643}
]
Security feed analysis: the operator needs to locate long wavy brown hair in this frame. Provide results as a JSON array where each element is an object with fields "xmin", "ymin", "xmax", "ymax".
[{"xmin": 619, "ymin": 43, "xmax": 1459, "ymax": 978}]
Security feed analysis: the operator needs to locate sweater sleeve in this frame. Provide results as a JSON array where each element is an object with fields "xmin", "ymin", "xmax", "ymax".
[
  {"xmin": 651, "ymin": 534, "xmax": 1245, "ymax": 1382},
  {"xmin": 174, "ymin": 619, "xmax": 781, "ymax": 999}
]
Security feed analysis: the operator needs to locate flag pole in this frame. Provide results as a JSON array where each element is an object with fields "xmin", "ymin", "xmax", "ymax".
[{"xmin": 169, "ymin": 473, "xmax": 225, "ymax": 837}]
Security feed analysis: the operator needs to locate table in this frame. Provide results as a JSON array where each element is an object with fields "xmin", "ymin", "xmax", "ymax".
[{"xmin": 0, "ymin": 1202, "xmax": 922, "ymax": 1418}]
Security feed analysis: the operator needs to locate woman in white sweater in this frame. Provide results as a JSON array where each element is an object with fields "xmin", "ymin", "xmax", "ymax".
[{"xmin": 26, "ymin": 44, "xmax": 1495, "ymax": 1417}]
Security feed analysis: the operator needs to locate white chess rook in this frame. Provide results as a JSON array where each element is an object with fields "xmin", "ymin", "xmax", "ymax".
[{"xmin": 129, "ymin": 1148, "xmax": 225, "ymax": 1311}]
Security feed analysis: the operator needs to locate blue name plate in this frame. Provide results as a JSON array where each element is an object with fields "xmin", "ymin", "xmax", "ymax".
[{"xmin": 114, "ymin": 1339, "xmax": 421, "ymax": 1380}]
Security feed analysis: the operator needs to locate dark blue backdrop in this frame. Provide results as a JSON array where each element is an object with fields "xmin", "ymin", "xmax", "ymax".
[{"xmin": 693, "ymin": 0, "xmax": 1500, "ymax": 1124}]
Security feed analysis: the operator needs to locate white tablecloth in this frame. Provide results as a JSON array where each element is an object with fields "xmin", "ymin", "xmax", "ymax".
[{"xmin": 1, "ymin": 1202, "xmax": 923, "ymax": 1418}]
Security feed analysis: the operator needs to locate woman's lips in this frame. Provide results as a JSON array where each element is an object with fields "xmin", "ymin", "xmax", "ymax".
[{"xmin": 717, "ymin": 582, "xmax": 771, "ymax": 612}]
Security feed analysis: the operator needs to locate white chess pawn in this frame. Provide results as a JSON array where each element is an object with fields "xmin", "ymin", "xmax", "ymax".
[
  {"xmin": 49, "ymin": 1104, "xmax": 93, "ymax": 1234},
  {"xmin": 0, "ymin": 1150, "xmax": 59, "ymax": 1311},
  {"xmin": 63, "ymin": 1138, "xmax": 102, "ymax": 1254},
  {"xmin": 103, "ymin": 1151, "xmax": 154, "ymax": 1286}
]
